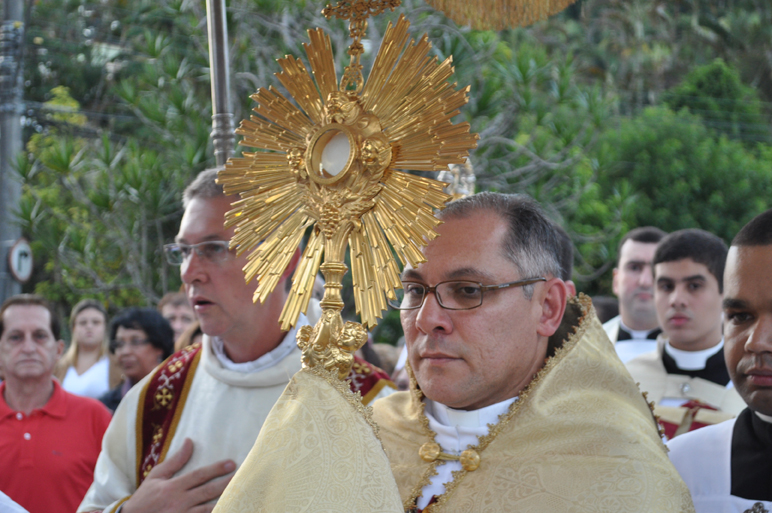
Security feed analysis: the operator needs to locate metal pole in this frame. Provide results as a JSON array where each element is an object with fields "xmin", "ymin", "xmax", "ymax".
[
  {"xmin": 0, "ymin": 0, "xmax": 24, "ymax": 302},
  {"xmin": 206, "ymin": 0, "xmax": 235, "ymax": 166}
]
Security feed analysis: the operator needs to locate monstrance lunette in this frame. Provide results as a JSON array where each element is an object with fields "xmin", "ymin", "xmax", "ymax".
[{"xmin": 217, "ymin": 0, "xmax": 478, "ymax": 381}]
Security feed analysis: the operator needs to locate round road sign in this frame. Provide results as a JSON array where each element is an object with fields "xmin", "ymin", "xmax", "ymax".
[{"xmin": 9, "ymin": 238, "xmax": 33, "ymax": 283}]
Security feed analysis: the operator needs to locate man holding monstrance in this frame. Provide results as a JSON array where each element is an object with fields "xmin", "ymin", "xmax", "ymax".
[{"xmin": 211, "ymin": 1, "xmax": 695, "ymax": 511}]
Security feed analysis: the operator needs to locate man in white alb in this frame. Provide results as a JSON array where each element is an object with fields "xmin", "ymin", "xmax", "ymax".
[
  {"xmin": 78, "ymin": 169, "xmax": 393, "ymax": 513},
  {"xmin": 604, "ymin": 226, "xmax": 667, "ymax": 362},
  {"xmin": 626, "ymin": 229, "xmax": 744, "ymax": 439},
  {"xmin": 668, "ymin": 209, "xmax": 772, "ymax": 512}
]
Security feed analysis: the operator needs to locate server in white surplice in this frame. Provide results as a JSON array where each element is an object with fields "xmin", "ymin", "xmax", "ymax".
[{"xmin": 668, "ymin": 209, "xmax": 772, "ymax": 513}]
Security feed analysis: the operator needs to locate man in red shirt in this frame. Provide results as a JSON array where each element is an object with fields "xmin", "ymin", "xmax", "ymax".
[{"xmin": 0, "ymin": 294, "xmax": 111, "ymax": 513}]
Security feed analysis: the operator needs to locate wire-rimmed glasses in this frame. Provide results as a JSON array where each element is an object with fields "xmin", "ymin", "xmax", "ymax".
[
  {"xmin": 163, "ymin": 241, "xmax": 233, "ymax": 266},
  {"xmin": 388, "ymin": 277, "xmax": 547, "ymax": 311}
]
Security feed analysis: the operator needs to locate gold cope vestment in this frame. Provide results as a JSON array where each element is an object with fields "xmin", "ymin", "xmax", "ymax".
[
  {"xmin": 214, "ymin": 296, "xmax": 694, "ymax": 513},
  {"xmin": 213, "ymin": 367, "xmax": 403, "ymax": 513},
  {"xmin": 373, "ymin": 296, "xmax": 695, "ymax": 512}
]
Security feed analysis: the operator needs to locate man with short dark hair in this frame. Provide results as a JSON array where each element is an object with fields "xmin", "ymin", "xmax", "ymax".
[
  {"xmin": 668, "ymin": 209, "xmax": 772, "ymax": 511},
  {"xmin": 0, "ymin": 294, "xmax": 111, "ymax": 513},
  {"xmin": 604, "ymin": 226, "xmax": 667, "ymax": 362},
  {"xmin": 79, "ymin": 169, "xmax": 394, "ymax": 513},
  {"xmin": 626, "ymin": 229, "xmax": 744, "ymax": 439},
  {"xmin": 369, "ymin": 193, "xmax": 691, "ymax": 511}
]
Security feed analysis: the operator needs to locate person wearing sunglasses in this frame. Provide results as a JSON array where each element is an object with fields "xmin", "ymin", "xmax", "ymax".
[{"xmin": 98, "ymin": 308, "xmax": 175, "ymax": 413}]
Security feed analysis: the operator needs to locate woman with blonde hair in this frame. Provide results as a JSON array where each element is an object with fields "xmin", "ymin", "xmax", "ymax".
[{"xmin": 55, "ymin": 299, "xmax": 119, "ymax": 398}]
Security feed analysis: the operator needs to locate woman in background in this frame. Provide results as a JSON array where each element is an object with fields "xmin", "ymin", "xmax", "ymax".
[
  {"xmin": 99, "ymin": 308, "xmax": 175, "ymax": 412},
  {"xmin": 55, "ymin": 299, "xmax": 118, "ymax": 398}
]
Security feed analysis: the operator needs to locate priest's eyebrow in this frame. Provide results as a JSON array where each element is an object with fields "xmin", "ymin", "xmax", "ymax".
[
  {"xmin": 723, "ymin": 298, "xmax": 750, "ymax": 310},
  {"xmin": 445, "ymin": 267, "xmax": 496, "ymax": 282},
  {"xmin": 401, "ymin": 267, "xmax": 496, "ymax": 282},
  {"xmin": 175, "ymin": 234, "xmax": 226, "ymax": 244},
  {"xmin": 656, "ymin": 275, "xmax": 707, "ymax": 285}
]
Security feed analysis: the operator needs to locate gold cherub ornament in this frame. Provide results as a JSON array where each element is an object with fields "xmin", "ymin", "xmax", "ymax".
[{"xmin": 217, "ymin": 0, "xmax": 478, "ymax": 380}]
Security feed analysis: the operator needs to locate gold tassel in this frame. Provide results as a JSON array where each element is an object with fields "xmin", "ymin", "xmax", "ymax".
[{"xmin": 424, "ymin": 0, "xmax": 577, "ymax": 30}]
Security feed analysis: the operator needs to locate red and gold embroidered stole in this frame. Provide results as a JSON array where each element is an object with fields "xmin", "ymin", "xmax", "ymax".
[
  {"xmin": 347, "ymin": 355, "xmax": 396, "ymax": 405},
  {"xmin": 135, "ymin": 343, "xmax": 202, "ymax": 485},
  {"xmin": 657, "ymin": 399, "xmax": 732, "ymax": 439},
  {"xmin": 133, "ymin": 346, "xmax": 391, "ymax": 485}
]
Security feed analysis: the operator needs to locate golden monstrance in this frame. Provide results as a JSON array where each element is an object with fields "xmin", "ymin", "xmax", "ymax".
[
  {"xmin": 217, "ymin": 0, "xmax": 480, "ymax": 381},
  {"xmin": 217, "ymin": 0, "xmax": 578, "ymax": 381},
  {"xmin": 211, "ymin": 2, "xmax": 579, "ymax": 512}
]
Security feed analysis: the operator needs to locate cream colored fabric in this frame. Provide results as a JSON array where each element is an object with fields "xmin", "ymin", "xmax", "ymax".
[
  {"xmin": 78, "ymin": 333, "xmax": 305, "ymax": 513},
  {"xmin": 668, "ymin": 418, "xmax": 772, "ymax": 512},
  {"xmin": 602, "ymin": 314, "xmax": 621, "ymax": 343},
  {"xmin": 626, "ymin": 337, "xmax": 745, "ymax": 416},
  {"xmin": 373, "ymin": 296, "xmax": 695, "ymax": 512},
  {"xmin": 214, "ymin": 369, "xmax": 402, "ymax": 513}
]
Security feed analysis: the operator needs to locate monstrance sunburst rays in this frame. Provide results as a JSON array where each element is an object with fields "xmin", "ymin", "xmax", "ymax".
[{"xmin": 218, "ymin": 7, "xmax": 477, "ymax": 378}]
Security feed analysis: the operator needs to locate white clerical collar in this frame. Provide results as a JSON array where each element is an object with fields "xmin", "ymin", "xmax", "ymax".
[
  {"xmin": 756, "ymin": 411, "xmax": 772, "ymax": 424},
  {"xmin": 211, "ymin": 313, "xmax": 306, "ymax": 373},
  {"xmin": 664, "ymin": 338, "xmax": 723, "ymax": 371},
  {"xmin": 417, "ymin": 397, "xmax": 517, "ymax": 511},
  {"xmin": 620, "ymin": 320, "xmax": 658, "ymax": 340},
  {"xmin": 429, "ymin": 397, "xmax": 516, "ymax": 429}
]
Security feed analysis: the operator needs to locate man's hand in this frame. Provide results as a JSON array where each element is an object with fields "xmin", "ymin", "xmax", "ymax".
[{"xmin": 121, "ymin": 438, "xmax": 236, "ymax": 513}]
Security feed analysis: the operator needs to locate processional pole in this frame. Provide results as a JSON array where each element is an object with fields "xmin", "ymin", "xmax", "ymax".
[
  {"xmin": 0, "ymin": 0, "xmax": 24, "ymax": 303},
  {"xmin": 206, "ymin": 0, "xmax": 235, "ymax": 166}
]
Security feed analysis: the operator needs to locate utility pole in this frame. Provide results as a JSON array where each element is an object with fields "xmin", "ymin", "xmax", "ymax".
[
  {"xmin": 206, "ymin": 0, "xmax": 235, "ymax": 166},
  {"xmin": 0, "ymin": 0, "xmax": 24, "ymax": 302}
]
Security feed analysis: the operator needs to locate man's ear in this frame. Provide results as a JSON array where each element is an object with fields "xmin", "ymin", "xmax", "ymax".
[
  {"xmin": 611, "ymin": 267, "xmax": 620, "ymax": 296},
  {"xmin": 536, "ymin": 278, "xmax": 568, "ymax": 338},
  {"xmin": 55, "ymin": 340, "xmax": 65, "ymax": 359}
]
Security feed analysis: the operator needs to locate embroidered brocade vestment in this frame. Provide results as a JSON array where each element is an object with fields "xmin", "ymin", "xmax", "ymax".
[{"xmin": 373, "ymin": 296, "xmax": 695, "ymax": 512}]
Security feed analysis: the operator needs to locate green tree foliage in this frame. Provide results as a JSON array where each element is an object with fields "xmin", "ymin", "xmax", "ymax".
[
  {"xmin": 523, "ymin": 0, "xmax": 772, "ymax": 291},
  {"xmin": 15, "ymin": 0, "xmax": 772, "ymax": 328},
  {"xmin": 534, "ymin": 0, "xmax": 772, "ymax": 110},
  {"xmin": 594, "ymin": 105, "xmax": 772, "ymax": 255},
  {"xmin": 664, "ymin": 58, "xmax": 769, "ymax": 143},
  {"xmin": 17, "ymin": 88, "xmax": 188, "ymax": 310}
]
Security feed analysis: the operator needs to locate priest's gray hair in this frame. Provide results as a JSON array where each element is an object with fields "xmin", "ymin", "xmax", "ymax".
[
  {"xmin": 438, "ymin": 192, "xmax": 562, "ymax": 299},
  {"xmin": 182, "ymin": 167, "xmax": 227, "ymax": 208}
]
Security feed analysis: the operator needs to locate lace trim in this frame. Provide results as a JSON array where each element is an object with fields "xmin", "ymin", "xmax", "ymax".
[{"xmin": 402, "ymin": 362, "xmax": 441, "ymax": 511}]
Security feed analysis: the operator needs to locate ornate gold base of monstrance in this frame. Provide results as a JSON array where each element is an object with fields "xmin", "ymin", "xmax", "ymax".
[{"xmin": 218, "ymin": 0, "xmax": 479, "ymax": 382}]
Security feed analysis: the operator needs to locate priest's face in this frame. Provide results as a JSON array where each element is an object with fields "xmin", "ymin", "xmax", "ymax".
[
  {"xmin": 723, "ymin": 245, "xmax": 772, "ymax": 416},
  {"xmin": 177, "ymin": 195, "xmax": 287, "ymax": 358},
  {"xmin": 401, "ymin": 209, "xmax": 564, "ymax": 411}
]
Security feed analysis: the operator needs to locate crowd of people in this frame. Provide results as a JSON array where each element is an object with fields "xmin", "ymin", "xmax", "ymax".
[{"xmin": 0, "ymin": 167, "xmax": 769, "ymax": 513}]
